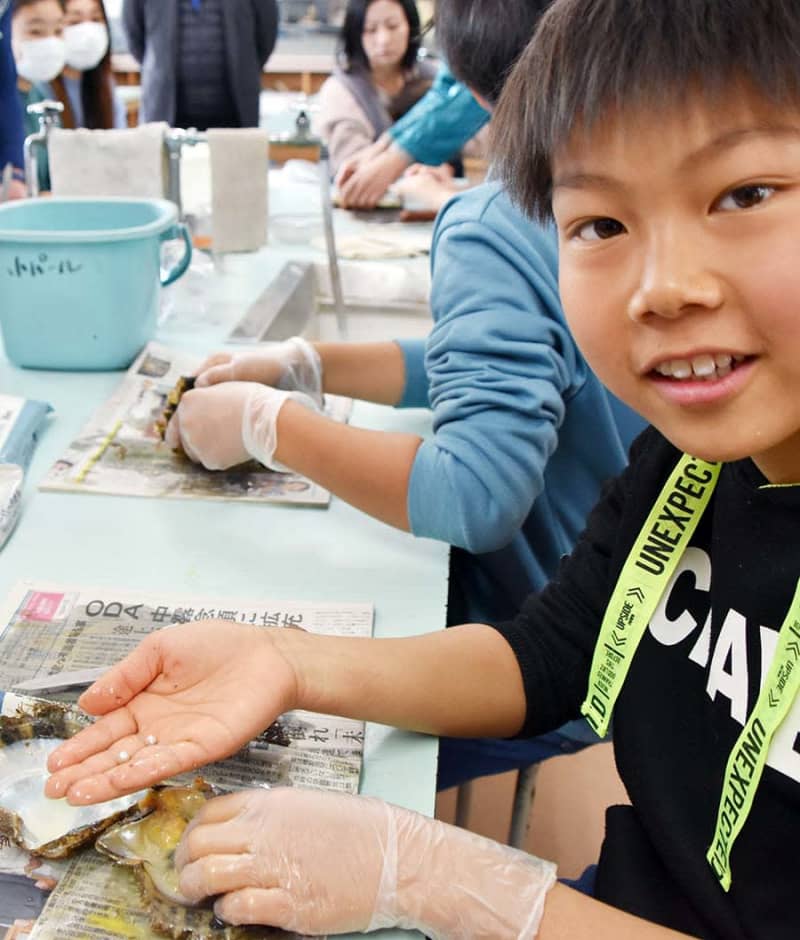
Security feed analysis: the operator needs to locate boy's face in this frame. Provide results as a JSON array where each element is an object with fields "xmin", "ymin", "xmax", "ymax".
[{"xmin": 551, "ymin": 92, "xmax": 800, "ymax": 483}]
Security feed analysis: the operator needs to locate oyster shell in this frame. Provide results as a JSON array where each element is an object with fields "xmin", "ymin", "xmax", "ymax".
[
  {"xmin": 95, "ymin": 783, "xmax": 208, "ymax": 906},
  {"xmin": 96, "ymin": 782, "xmax": 281, "ymax": 939},
  {"xmin": 0, "ymin": 700, "xmax": 146, "ymax": 859}
]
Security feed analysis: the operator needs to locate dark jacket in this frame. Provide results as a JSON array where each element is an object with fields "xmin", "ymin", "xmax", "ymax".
[
  {"xmin": 498, "ymin": 426, "xmax": 800, "ymax": 938},
  {"xmin": 122, "ymin": 0, "xmax": 278, "ymax": 127},
  {"xmin": 0, "ymin": 1, "xmax": 25, "ymax": 168}
]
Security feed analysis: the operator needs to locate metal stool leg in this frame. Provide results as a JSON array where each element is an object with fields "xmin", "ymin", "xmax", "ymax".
[
  {"xmin": 454, "ymin": 780, "xmax": 474, "ymax": 830},
  {"xmin": 508, "ymin": 764, "xmax": 539, "ymax": 848}
]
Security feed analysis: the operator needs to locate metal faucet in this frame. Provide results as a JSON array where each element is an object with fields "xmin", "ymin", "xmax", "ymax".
[
  {"xmin": 24, "ymin": 99, "xmax": 64, "ymax": 197},
  {"xmin": 164, "ymin": 127, "xmax": 207, "ymax": 217}
]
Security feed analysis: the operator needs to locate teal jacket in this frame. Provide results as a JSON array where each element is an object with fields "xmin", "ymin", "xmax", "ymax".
[
  {"xmin": 388, "ymin": 64, "xmax": 489, "ymax": 166},
  {"xmin": 395, "ymin": 182, "xmax": 646, "ymax": 622}
]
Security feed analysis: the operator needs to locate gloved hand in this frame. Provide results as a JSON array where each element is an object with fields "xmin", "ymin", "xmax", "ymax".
[
  {"xmin": 194, "ymin": 337, "xmax": 323, "ymax": 409},
  {"xmin": 176, "ymin": 787, "xmax": 557, "ymax": 938},
  {"xmin": 164, "ymin": 382, "xmax": 319, "ymax": 471}
]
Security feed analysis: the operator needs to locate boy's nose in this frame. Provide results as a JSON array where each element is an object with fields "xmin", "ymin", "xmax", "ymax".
[{"xmin": 626, "ymin": 230, "xmax": 723, "ymax": 322}]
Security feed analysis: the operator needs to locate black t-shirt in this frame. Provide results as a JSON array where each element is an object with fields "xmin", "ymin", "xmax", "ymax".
[{"xmin": 492, "ymin": 426, "xmax": 800, "ymax": 939}]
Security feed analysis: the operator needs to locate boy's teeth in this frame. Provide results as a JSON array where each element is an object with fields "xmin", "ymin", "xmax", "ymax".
[{"xmin": 655, "ymin": 353, "xmax": 739, "ymax": 380}]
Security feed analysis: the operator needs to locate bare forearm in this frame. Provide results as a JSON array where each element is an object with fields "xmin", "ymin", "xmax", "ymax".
[
  {"xmin": 538, "ymin": 886, "xmax": 697, "ymax": 940},
  {"xmin": 315, "ymin": 341, "xmax": 407, "ymax": 404},
  {"xmin": 274, "ymin": 623, "xmax": 526, "ymax": 738},
  {"xmin": 275, "ymin": 402, "xmax": 421, "ymax": 529}
]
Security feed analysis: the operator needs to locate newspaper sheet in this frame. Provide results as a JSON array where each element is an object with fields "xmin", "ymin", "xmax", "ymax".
[
  {"xmin": 38, "ymin": 342, "xmax": 351, "ymax": 506},
  {"xmin": 0, "ymin": 583, "xmax": 373, "ymax": 940}
]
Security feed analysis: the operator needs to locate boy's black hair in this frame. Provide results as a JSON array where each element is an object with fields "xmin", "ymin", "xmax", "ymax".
[
  {"xmin": 435, "ymin": 0, "xmax": 553, "ymax": 106},
  {"xmin": 492, "ymin": 0, "xmax": 800, "ymax": 219},
  {"xmin": 338, "ymin": 0, "xmax": 422, "ymax": 73}
]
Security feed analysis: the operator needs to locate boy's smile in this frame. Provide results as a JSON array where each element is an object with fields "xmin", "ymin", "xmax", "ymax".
[{"xmin": 551, "ymin": 93, "xmax": 800, "ymax": 483}]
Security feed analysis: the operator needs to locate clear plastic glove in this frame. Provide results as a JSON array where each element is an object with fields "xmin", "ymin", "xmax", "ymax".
[
  {"xmin": 404, "ymin": 162, "xmax": 456, "ymax": 183},
  {"xmin": 194, "ymin": 337, "xmax": 323, "ymax": 408},
  {"xmin": 176, "ymin": 787, "xmax": 557, "ymax": 938},
  {"xmin": 393, "ymin": 172, "xmax": 458, "ymax": 213},
  {"xmin": 164, "ymin": 383, "xmax": 319, "ymax": 471}
]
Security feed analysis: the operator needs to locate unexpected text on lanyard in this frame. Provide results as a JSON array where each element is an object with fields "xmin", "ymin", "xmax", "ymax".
[{"xmin": 581, "ymin": 453, "xmax": 800, "ymax": 891}]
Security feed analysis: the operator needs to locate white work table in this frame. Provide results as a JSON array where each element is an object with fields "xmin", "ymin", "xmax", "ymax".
[
  {"xmin": 173, "ymin": 161, "xmax": 434, "ymax": 331},
  {"xmin": 0, "ymin": 229, "xmax": 446, "ymax": 937}
]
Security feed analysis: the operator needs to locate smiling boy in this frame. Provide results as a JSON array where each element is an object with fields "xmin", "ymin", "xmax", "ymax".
[{"xmin": 45, "ymin": 0, "xmax": 800, "ymax": 937}]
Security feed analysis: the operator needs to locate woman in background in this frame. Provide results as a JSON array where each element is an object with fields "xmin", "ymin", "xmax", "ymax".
[
  {"xmin": 316, "ymin": 0, "xmax": 436, "ymax": 175},
  {"xmin": 60, "ymin": 0, "xmax": 126, "ymax": 128}
]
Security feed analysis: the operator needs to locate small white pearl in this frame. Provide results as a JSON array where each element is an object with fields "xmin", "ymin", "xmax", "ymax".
[
  {"xmin": 145, "ymin": 734, "xmax": 158, "ymax": 746},
  {"xmin": 117, "ymin": 750, "xmax": 130, "ymax": 763}
]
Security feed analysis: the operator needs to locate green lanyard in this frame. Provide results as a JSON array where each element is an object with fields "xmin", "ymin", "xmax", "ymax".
[{"xmin": 581, "ymin": 452, "xmax": 800, "ymax": 891}]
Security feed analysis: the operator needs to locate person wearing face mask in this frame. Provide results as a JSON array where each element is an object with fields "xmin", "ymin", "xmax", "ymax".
[
  {"xmin": 11, "ymin": 0, "xmax": 68, "ymax": 192},
  {"xmin": 315, "ymin": 0, "xmax": 437, "ymax": 176},
  {"xmin": 60, "ymin": 0, "xmax": 126, "ymax": 128}
]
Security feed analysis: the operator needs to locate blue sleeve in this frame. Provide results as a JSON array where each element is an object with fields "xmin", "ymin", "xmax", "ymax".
[
  {"xmin": 394, "ymin": 337, "xmax": 431, "ymax": 408},
  {"xmin": 0, "ymin": 8, "xmax": 25, "ymax": 169},
  {"xmin": 406, "ymin": 190, "xmax": 585, "ymax": 553},
  {"xmin": 388, "ymin": 65, "xmax": 489, "ymax": 166}
]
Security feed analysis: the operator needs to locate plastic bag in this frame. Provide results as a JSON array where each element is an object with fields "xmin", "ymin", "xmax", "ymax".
[{"xmin": 0, "ymin": 395, "xmax": 51, "ymax": 550}]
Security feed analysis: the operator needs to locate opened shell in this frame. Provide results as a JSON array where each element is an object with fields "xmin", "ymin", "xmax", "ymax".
[
  {"xmin": 96, "ymin": 782, "xmax": 281, "ymax": 939},
  {"xmin": 0, "ymin": 701, "xmax": 146, "ymax": 859}
]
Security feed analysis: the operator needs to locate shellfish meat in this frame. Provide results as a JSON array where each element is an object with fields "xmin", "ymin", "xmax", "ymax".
[{"xmin": 96, "ymin": 782, "xmax": 284, "ymax": 939}]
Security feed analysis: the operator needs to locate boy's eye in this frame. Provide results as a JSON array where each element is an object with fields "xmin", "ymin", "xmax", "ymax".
[
  {"xmin": 716, "ymin": 184, "xmax": 775, "ymax": 211},
  {"xmin": 573, "ymin": 218, "xmax": 626, "ymax": 241}
]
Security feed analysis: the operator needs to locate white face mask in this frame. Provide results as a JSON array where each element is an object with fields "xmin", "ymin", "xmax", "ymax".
[
  {"xmin": 63, "ymin": 21, "xmax": 109, "ymax": 71},
  {"xmin": 15, "ymin": 36, "xmax": 67, "ymax": 84}
]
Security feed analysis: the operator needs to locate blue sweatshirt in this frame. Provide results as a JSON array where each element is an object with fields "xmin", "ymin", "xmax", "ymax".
[
  {"xmin": 388, "ymin": 65, "xmax": 489, "ymax": 166},
  {"xmin": 396, "ymin": 182, "xmax": 646, "ymax": 623},
  {"xmin": 0, "ymin": 5, "xmax": 24, "ymax": 169}
]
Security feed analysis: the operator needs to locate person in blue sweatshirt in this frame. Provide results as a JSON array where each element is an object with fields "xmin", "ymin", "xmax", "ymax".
[{"xmin": 162, "ymin": 0, "xmax": 645, "ymax": 789}]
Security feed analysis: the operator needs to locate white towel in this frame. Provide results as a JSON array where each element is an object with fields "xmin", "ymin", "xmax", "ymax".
[
  {"xmin": 208, "ymin": 128, "xmax": 270, "ymax": 253},
  {"xmin": 48, "ymin": 122, "xmax": 167, "ymax": 198}
]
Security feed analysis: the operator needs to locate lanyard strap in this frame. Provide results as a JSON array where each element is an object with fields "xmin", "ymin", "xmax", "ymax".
[
  {"xmin": 706, "ymin": 581, "xmax": 800, "ymax": 889},
  {"xmin": 582, "ymin": 451, "xmax": 800, "ymax": 891},
  {"xmin": 581, "ymin": 454, "xmax": 720, "ymax": 736}
]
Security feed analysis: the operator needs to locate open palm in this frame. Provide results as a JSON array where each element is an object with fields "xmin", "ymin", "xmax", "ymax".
[{"xmin": 45, "ymin": 621, "xmax": 296, "ymax": 805}]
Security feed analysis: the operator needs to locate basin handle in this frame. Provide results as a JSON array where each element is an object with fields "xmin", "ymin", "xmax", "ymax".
[{"xmin": 159, "ymin": 222, "xmax": 193, "ymax": 287}]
